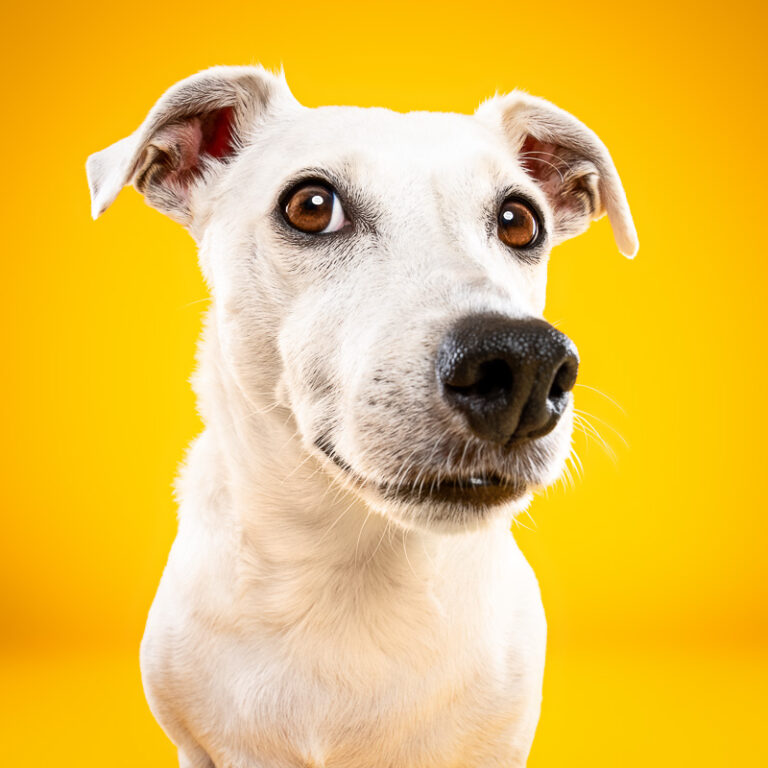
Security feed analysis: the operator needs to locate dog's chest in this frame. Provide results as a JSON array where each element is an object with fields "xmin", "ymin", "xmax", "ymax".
[
  {"xmin": 143, "ymin": 528, "xmax": 544, "ymax": 767},
  {"xmin": 182, "ymin": 613, "xmax": 533, "ymax": 766}
]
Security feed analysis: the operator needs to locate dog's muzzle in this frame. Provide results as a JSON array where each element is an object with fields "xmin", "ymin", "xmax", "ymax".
[
  {"xmin": 316, "ymin": 314, "xmax": 578, "ymax": 514},
  {"xmin": 436, "ymin": 314, "xmax": 579, "ymax": 444}
]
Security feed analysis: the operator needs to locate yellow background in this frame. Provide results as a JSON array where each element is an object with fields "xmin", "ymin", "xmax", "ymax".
[{"xmin": 2, "ymin": 0, "xmax": 766, "ymax": 764}]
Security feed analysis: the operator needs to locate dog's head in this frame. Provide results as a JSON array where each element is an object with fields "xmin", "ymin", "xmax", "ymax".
[{"xmin": 87, "ymin": 66, "xmax": 637, "ymax": 532}]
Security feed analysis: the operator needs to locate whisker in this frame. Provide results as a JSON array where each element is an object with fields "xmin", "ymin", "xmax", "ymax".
[
  {"xmin": 568, "ymin": 444, "xmax": 584, "ymax": 481},
  {"xmin": 283, "ymin": 450, "xmax": 317, "ymax": 480},
  {"xmin": 574, "ymin": 408, "xmax": 628, "ymax": 448},
  {"xmin": 573, "ymin": 413, "xmax": 617, "ymax": 463},
  {"xmin": 402, "ymin": 530, "xmax": 417, "ymax": 578},
  {"xmin": 315, "ymin": 496, "xmax": 359, "ymax": 546},
  {"xmin": 354, "ymin": 509, "xmax": 373, "ymax": 565},
  {"xmin": 512, "ymin": 512, "xmax": 535, "ymax": 532},
  {"xmin": 574, "ymin": 383, "xmax": 625, "ymax": 414},
  {"xmin": 365, "ymin": 519, "xmax": 391, "ymax": 566},
  {"xmin": 232, "ymin": 399, "xmax": 284, "ymax": 425},
  {"xmin": 178, "ymin": 296, "xmax": 212, "ymax": 310},
  {"xmin": 559, "ymin": 458, "xmax": 575, "ymax": 491},
  {"xmin": 419, "ymin": 534, "xmax": 436, "ymax": 571}
]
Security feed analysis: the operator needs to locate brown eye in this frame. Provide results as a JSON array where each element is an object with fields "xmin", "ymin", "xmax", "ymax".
[
  {"xmin": 283, "ymin": 182, "xmax": 347, "ymax": 234},
  {"xmin": 498, "ymin": 198, "xmax": 539, "ymax": 249}
]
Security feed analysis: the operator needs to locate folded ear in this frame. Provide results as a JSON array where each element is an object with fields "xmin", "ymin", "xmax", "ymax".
[
  {"xmin": 476, "ymin": 92, "xmax": 638, "ymax": 258},
  {"xmin": 86, "ymin": 65, "xmax": 297, "ymax": 225}
]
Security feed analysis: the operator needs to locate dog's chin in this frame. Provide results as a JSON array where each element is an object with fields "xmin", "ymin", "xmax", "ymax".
[{"xmin": 314, "ymin": 437, "xmax": 543, "ymax": 532}]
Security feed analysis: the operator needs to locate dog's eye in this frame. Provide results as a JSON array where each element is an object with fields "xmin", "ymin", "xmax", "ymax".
[
  {"xmin": 498, "ymin": 198, "xmax": 539, "ymax": 249},
  {"xmin": 283, "ymin": 182, "xmax": 347, "ymax": 234}
]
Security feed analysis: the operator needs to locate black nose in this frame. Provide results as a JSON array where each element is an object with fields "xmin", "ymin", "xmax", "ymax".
[{"xmin": 436, "ymin": 314, "xmax": 579, "ymax": 444}]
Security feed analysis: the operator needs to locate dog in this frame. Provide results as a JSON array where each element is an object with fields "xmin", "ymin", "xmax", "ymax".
[{"xmin": 86, "ymin": 66, "xmax": 637, "ymax": 768}]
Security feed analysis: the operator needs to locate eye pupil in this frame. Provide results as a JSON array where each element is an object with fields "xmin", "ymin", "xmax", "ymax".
[{"xmin": 498, "ymin": 198, "xmax": 539, "ymax": 249}]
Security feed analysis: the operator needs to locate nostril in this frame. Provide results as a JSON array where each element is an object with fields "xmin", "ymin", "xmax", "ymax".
[
  {"xmin": 448, "ymin": 358, "xmax": 514, "ymax": 401},
  {"xmin": 548, "ymin": 377, "xmax": 563, "ymax": 402},
  {"xmin": 473, "ymin": 359, "xmax": 514, "ymax": 400},
  {"xmin": 548, "ymin": 358, "xmax": 578, "ymax": 402}
]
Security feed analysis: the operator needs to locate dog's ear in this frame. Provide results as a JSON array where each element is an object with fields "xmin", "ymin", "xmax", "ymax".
[
  {"xmin": 476, "ymin": 92, "xmax": 638, "ymax": 258},
  {"xmin": 86, "ymin": 66, "xmax": 296, "ymax": 225}
]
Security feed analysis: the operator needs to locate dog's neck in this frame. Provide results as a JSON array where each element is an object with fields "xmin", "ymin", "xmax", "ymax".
[{"xmin": 179, "ymin": 311, "xmax": 512, "ymax": 659}]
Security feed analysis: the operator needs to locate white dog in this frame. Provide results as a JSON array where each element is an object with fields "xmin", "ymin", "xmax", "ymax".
[{"xmin": 87, "ymin": 66, "xmax": 636, "ymax": 768}]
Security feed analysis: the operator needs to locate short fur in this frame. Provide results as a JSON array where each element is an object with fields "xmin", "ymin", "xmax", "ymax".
[{"xmin": 86, "ymin": 65, "xmax": 636, "ymax": 768}]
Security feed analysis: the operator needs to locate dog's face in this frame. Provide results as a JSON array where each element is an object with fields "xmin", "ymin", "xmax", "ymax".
[{"xmin": 87, "ymin": 67, "xmax": 637, "ymax": 532}]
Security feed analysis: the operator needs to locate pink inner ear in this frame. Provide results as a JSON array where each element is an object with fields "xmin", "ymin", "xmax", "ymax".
[
  {"xmin": 157, "ymin": 118, "xmax": 204, "ymax": 174},
  {"xmin": 203, "ymin": 107, "xmax": 235, "ymax": 160},
  {"xmin": 518, "ymin": 135, "xmax": 564, "ymax": 185},
  {"xmin": 157, "ymin": 107, "xmax": 237, "ymax": 173},
  {"xmin": 135, "ymin": 106, "xmax": 239, "ymax": 218}
]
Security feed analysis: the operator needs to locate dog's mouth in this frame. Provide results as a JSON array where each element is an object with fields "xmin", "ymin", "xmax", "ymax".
[
  {"xmin": 380, "ymin": 472, "xmax": 527, "ymax": 506},
  {"xmin": 315, "ymin": 438, "xmax": 527, "ymax": 508}
]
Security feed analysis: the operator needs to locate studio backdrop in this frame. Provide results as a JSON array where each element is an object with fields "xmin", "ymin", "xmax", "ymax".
[{"xmin": 1, "ymin": 1, "xmax": 766, "ymax": 765}]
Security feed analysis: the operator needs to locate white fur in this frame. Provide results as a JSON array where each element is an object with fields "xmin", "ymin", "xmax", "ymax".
[{"xmin": 86, "ymin": 66, "xmax": 636, "ymax": 767}]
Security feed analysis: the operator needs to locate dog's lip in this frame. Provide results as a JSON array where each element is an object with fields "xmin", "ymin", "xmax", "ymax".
[
  {"xmin": 381, "ymin": 473, "xmax": 527, "ymax": 506},
  {"xmin": 315, "ymin": 437, "xmax": 527, "ymax": 507}
]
